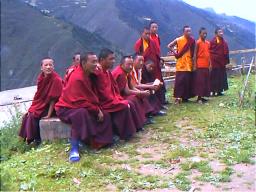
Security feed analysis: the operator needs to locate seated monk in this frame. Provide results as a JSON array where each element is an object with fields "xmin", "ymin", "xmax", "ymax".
[
  {"xmin": 112, "ymin": 55, "xmax": 155, "ymax": 126},
  {"xmin": 55, "ymin": 52, "xmax": 113, "ymax": 162},
  {"xmin": 93, "ymin": 48, "xmax": 139, "ymax": 140},
  {"xmin": 64, "ymin": 52, "xmax": 81, "ymax": 85},
  {"xmin": 131, "ymin": 54, "xmax": 165, "ymax": 116},
  {"xmin": 19, "ymin": 58, "xmax": 63, "ymax": 144}
]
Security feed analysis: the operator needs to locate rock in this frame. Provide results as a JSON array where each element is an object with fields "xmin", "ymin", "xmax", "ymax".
[{"xmin": 39, "ymin": 118, "xmax": 70, "ymax": 140}]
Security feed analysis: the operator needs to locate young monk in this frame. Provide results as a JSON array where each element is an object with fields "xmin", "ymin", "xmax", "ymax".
[
  {"xmin": 209, "ymin": 28, "xmax": 229, "ymax": 96},
  {"xmin": 19, "ymin": 58, "xmax": 63, "ymax": 144},
  {"xmin": 93, "ymin": 48, "xmax": 137, "ymax": 140},
  {"xmin": 167, "ymin": 25, "xmax": 195, "ymax": 104},
  {"xmin": 131, "ymin": 54, "xmax": 165, "ymax": 116},
  {"xmin": 149, "ymin": 21, "xmax": 161, "ymax": 56},
  {"xmin": 112, "ymin": 56, "xmax": 155, "ymax": 125},
  {"xmin": 134, "ymin": 27, "xmax": 167, "ymax": 105},
  {"xmin": 55, "ymin": 52, "xmax": 113, "ymax": 162},
  {"xmin": 193, "ymin": 27, "xmax": 211, "ymax": 104}
]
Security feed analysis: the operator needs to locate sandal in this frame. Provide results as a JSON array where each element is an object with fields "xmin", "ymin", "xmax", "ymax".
[{"xmin": 69, "ymin": 149, "xmax": 80, "ymax": 162}]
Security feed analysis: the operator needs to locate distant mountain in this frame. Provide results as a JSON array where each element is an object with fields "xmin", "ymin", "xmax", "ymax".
[
  {"xmin": 1, "ymin": 0, "xmax": 122, "ymax": 90},
  {"xmin": 19, "ymin": 0, "xmax": 255, "ymax": 54}
]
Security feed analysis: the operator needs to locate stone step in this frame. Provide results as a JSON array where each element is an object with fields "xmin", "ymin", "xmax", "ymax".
[{"xmin": 39, "ymin": 118, "xmax": 71, "ymax": 141}]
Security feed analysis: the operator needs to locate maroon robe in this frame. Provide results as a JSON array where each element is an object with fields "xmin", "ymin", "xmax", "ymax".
[
  {"xmin": 112, "ymin": 65, "xmax": 150, "ymax": 126},
  {"xmin": 19, "ymin": 71, "xmax": 63, "ymax": 143},
  {"xmin": 209, "ymin": 37, "xmax": 229, "ymax": 92},
  {"xmin": 55, "ymin": 65, "xmax": 113, "ymax": 148},
  {"xmin": 134, "ymin": 38, "xmax": 166, "ymax": 104},
  {"xmin": 93, "ymin": 67, "xmax": 137, "ymax": 139}
]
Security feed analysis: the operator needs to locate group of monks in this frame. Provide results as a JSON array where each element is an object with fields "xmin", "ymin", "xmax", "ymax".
[{"xmin": 18, "ymin": 22, "xmax": 229, "ymax": 162}]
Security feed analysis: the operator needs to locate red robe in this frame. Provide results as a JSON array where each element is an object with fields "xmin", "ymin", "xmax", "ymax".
[
  {"xmin": 55, "ymin": 65, "xmax": 101, "ymax": 115},
  {"xmin": 28, "ymin": 71, "xmax": 63, "ymax": 118},
  {"xmin": 93, "ymin": 68, "xmax": 128, "ymax": 112},
  {"xmin": 19, "ymin": 71, "xmax": 63, "ymax": 143},
  {"xmin": 134, "ymin": 38, "xmax": 162, "ymax": 80},
  {"xmin": 63, "ymin": 64, "xmax": 78, "ymax": 85},
  {"xmin": 150, "ymin": 34, "xmax": 161, "ymax": 55},
  {"xmin": 134, "ymin": 38, "xmax": 166, "ymax": 104},
  {"xmin": 210, "ymin": 37, "xmax": 229, "ymax": 68},
  {"xmin": 94, "ymin": 67, "xmax": 137, "ymax": 139},
  {"xmin": 55, "ymin": 65, "xmax": 113, "ymax": 146}
]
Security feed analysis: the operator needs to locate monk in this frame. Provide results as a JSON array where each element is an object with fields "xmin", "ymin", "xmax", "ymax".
[
  {"xmin": 55, "ymin": 52, "xmax": 113, "ymax": 162},
  {"xmin": 134, "ymin": 27, "xmax": 167, "ymax": 105},
  {"xmin": 209, "ymin": 28, "xmax": 229, "ymax": 96},
  {"xmin": 112, "ymin": 56, "xmax": 155, "ymax": 125},
  {"xmin": 131, "ymin": 54, "xmax": 165, "ymax": 116},
  {"xmin": 64, "ymin": 53, "xmax": 81, "ymax": 85},
  {"xmin": 193, "ymin": 27, "xmax": 211, "ymax": 104},
  {"xmin": 19, "ymin": 58, "xmax": 63, "ymax": 144},
  {"xmin": 167, "ymin": 25, "xmax": 195, "ymax": 104},
  {"xmin": 150, "ymin": 21, "xmax": 161, "ymax": 56},
  {"xmin": 93, "ymin": 48, "xmax": 137, "ymax": 140}
]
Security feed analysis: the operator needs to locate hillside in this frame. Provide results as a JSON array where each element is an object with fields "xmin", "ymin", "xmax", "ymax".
[
  {"xmin": 20, "ymin": 0, "xmax": 255, "ymax": 54},
  {"xmin": 1, "ymin": 0, "xmax": 121, "ymax": 90}
]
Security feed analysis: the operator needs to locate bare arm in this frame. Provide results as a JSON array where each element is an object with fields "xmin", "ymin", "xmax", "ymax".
[
  {"xmin": 167, "ymin": 39, "xmax": 177, "ymax": 50},
  {"xmin": 42, "ymin": 100, "xmax": 55, "ymax": 119}
]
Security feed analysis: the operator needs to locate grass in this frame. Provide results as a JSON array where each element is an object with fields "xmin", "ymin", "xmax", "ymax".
[{"xmin": 0, "ymin": 75, "xmax": 255, "ymax": 191}]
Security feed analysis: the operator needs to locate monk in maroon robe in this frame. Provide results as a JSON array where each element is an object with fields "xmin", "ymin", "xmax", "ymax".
[
  {"xmin": 209, "ymin": 28, "xmax": 229, "ymax": 96},
  {"xmin": 134, "ymin": 26, "xmax": 167, "ymax": 105},
  {"xmin": 19, "ymin": 58, "xmax": 63, "ymax": 144},
  {"xmin": 112, "ymin": 56, "xmax": 156, "ymax": 126},
  {"xmin": 132, "ymin": 54, "xmax": 163, "ymax": 115},
  {"xmin": 63, "ymin": 53, "xmax": 80, "ymax": 85},
  {"xmin": 55, "ymin": 52, "xmax": 113, "ymax": 162},
  {"xmin": 94, "ymin": 48, "xmax": 137, "ymax": 139}
]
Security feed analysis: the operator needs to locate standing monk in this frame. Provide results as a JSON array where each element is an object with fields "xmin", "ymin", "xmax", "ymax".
[
  {"xmin": 94, "ymin": 48, "xmax": 137, "ymax": 140},
  {"xmin": 150, "ymin": 21, "xmax": 161, "ymax": 57},
  {"xmin": 134, "ymin": 27, "xmax": 167, "ymax": 105},
  {"xmin": 193, "ymin": 27, "xmax": 211, "ymax": 104},
  {"xmin": 55, "ymin": 52, "xmax": 113, "ymax": 162},
  {"xmin": 167, "ymin": 25, "xmax": 195, "ymax": 104},
  {"xmin": 19, "ymin": 58, "xmax": 63, "ymax": 144},
  {"xmin": 209, "ymin": 28, "xmax": 229, "ymax": 96}
]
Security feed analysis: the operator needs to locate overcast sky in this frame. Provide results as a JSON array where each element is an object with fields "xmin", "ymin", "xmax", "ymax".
[{"xmin": 183, "ymin": 0, "xmax": 256, "ymax": 22}]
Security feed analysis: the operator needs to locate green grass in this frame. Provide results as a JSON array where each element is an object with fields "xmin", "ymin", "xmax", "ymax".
[{"xmin": 0, "ymin": 76, "xmax": 255, "ymax": 191}]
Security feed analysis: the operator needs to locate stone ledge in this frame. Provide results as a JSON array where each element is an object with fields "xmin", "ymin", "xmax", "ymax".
[{"xmin": 39, "ymin": 118, "xmax": 71, "ymax": 141}]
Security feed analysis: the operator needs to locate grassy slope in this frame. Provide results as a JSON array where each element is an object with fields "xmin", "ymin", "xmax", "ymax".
[{"xmin": 0, "ymin": 76, "xmax": 255, "ymax": 191}]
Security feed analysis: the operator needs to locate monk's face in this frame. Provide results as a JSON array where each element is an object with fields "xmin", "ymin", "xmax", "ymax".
[
  {"xmin": 150, "ymin": 23, "xmax": 158, "ymax": 34},
  {"xmin": 134, "ymin": 56, "xmax": 144, "ymax": 70},
  {"xmin": 200, "ymin": 30, "xmax": 207, "ymax": 40},
  {"xmin": 85, "ymin": 54, "xmax": 98, "ymax": 73},
  {"xmin": 122, "ymin": 58, "xmax": 134, "ymax": 73},
  {"xmin": 145, "ymin": 62, "xmax": 154, "ymax": 73},
  {"xmin": 104, "ymin": 53, "xmax": 116, "ymax": 69},
  {"xmin": 73, "ymin": 54, "xmax": 80, "ymax": 65},
  {"xmin": 41, "ymin": 59, "xmax": 54, "ymax": 75},
  {"xmin": 216, "ymin": 29, "xmax": 224, "ymax": 37},
  {"xmin": 142, "ymin": 29, "xmax": 150, "ymax": 41},
  {"xmin": 184, "ymin": 27, "xmax": 192, "ymax": 38}
]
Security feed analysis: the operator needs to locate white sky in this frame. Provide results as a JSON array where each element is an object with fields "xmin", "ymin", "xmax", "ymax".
[{"xmin": 183, "ymin": 0, "xmax": 256, "ymax": 22}]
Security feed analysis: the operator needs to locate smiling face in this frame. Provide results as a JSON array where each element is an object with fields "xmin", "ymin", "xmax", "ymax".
[
  {"xmin": 41, "ymin": 58, "xmax": 54, "ymax": 75},
  {"xmin": 84, "ymin": 54, "xmax": 98, "ymax": 73},
  {"xmin": 216, "ymin": 29, "xmax": 224, "ymax": 38},
  {"xmin": 134, "ymin": 55, "xmax": 144, "ymax": 70},
  {"xmin": 122, "ymin": 57, "xmax": 134, "ymax": 73},
  {"xmin": 101, "ymin": 53, "xmax": 116, "ymax": 70}
]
